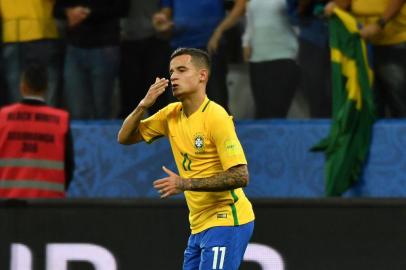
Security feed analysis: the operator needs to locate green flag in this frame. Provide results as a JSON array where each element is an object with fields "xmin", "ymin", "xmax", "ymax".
[{"xmin": 311, "ymin": 8, "xmax": 376, "ymax": 196}]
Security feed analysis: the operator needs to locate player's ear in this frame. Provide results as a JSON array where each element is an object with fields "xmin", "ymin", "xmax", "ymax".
[{"xmin": 199, "ymin": 69, "xmax": 209, "ymax": 82}]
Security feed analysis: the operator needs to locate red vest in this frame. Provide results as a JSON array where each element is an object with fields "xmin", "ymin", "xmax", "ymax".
[{"xmin": 0, "ymin": 103, "xmax": 69, "ymax": 198}]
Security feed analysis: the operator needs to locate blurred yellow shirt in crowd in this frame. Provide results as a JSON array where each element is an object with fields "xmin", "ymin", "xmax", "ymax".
[
  {"xmin": 0, "ymin": 0, "xmax": 58, "ymax": 42},
  {"xmin": 351, "ymin": 0, "xmax": 406, "ymax": 45}
]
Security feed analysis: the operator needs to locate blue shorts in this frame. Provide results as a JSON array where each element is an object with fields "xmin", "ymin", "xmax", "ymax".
[{"xmin": 183, "ymin": 221, "xmax": 254, "ymax": 270}]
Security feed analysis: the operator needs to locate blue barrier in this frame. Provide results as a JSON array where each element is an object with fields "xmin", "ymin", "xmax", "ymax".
[{"xmin": 68, "ymin": 120, "xmax": 406, "ymax": 198}]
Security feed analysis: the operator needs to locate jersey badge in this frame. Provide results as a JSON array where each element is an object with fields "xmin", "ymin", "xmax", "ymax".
[{"xmin": 193, "ymin": 133, "xmax": 205, "ymax": 154}]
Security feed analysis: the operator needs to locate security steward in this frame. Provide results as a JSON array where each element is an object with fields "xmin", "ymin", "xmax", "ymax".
[{"xmin": 0, "ymin": 63, "xmax": 73, "ymax": 198}]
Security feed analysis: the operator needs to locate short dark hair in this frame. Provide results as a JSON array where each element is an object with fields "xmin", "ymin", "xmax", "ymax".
[
  {"xmin": 170, "ymin": 47, "xmax": 211, "ymax": 72},
  {"xmin": 22, "ymin": 63, "xmax": 48, "ymax": 92}
]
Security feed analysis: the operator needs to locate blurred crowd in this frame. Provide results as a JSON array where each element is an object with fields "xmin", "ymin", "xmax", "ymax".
[{"xmin": 0, "ymin": 0, "xmax": 405, "ymax": 120}]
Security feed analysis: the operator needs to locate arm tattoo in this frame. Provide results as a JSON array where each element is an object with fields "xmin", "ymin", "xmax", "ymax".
[{"xmin": 182, "ymin": 165, "xmax": 249, "ymax": 191}]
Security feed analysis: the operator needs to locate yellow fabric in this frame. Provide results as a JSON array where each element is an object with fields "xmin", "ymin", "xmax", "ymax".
[
  {"xmin": 331, "ymin": 48, "xmax": 362, "ymax": 109},
  {"xmin": 351, "ymin": 0, "xmax": 406, "ymax": 45},
  {"xmin": 0, "ymin": 0, "xmax": 58, "ymax": 42},
  {"xmin": 139, "ymin": 96, "xmax": 255, "ymax": 234},
  {"xmin": 334, "ymin": 7, "xmax": 360, "ymax": 33},
  {"xmin": 331, "ymin": 8, "xmax": 374, "ymax": 110}
]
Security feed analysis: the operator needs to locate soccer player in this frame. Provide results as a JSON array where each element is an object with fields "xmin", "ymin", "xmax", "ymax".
[{"xmin": 118, "ymin": 47, "xmax": 255, "ymax": 270}]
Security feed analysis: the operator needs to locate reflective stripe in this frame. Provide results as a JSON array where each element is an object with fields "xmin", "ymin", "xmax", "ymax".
[
  {"xmin": 0, "ymin": 158, "xmax": 64, "ymax": 170},
  {"xmin": 0, "ymin": 180, "xmax": 64, "ymax": 192}
]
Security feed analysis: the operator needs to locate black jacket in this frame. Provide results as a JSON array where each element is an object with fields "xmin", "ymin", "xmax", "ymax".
[{"xmin": 54, "ymin": 0, "xmax": 129, "ymax": 48}]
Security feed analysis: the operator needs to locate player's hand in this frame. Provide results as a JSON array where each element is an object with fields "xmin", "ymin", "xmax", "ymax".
[
  {"xmin": 138, "ymin": 77, "xmax": 169, "ymax": 109},
  {"xmin": 153, "ymin": 166, "xmax": 184, "ymax": 198}
]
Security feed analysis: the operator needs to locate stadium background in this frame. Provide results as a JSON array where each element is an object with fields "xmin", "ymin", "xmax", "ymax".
[{"xmin": 3, "ymin": 119, "xmax": 406, "ymax": 270}]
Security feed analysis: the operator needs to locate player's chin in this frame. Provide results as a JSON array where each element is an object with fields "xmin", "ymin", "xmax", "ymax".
[{"xmin": 172, "ymin": 89, "xmax": 183, "ymax": 99}]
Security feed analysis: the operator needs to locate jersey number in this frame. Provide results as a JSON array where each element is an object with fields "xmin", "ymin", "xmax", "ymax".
[
  {"xmin": 212, "ymin": 246, "xmax": 226, "ymax": 269},
  {"xmin": 182, "ymin": 153, "xmax": 192, "ymax": 171}
]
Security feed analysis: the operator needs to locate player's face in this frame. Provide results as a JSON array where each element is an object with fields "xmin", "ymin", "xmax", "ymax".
[{"xmin": 169, "ymin": 55, "xmax": 201, "ymax": 100}]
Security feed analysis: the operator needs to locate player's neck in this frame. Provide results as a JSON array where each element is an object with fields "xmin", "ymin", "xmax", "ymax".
[{"xmin": 181, "ymin": 92, "xmax": 206, "ymax": 117}]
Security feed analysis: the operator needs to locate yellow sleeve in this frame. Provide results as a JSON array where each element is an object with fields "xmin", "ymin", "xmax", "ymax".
[
  {"xmin": 210, "ymin": 112, "xmax": 247, "ymax": 171},
  {"xmin": 138, "ymin": 108, "xmax": 168, "ymax": 144}
]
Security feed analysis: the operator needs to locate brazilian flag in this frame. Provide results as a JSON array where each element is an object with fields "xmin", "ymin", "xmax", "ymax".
[{"xmin": 311, "ymin": 8, "xmax": 376, "ymax": 196}]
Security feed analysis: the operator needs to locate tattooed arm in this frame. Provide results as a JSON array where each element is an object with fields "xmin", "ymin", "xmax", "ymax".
[
  {"xmin": 153, "ymin": 164, "xmax": 249, "ymax": 198},
  {"xmin": 182, "ymin": 164, "xmax": 249, "ymax": 191}
]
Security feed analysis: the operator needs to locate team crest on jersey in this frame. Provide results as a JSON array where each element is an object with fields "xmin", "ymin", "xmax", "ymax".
[{"xmin": 193, "ymin": 133, "xmax": 205, "ymax": 153}]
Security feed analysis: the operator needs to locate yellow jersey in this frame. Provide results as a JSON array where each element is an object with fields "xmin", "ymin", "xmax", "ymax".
[
  {"xmin": 0, "ymin": 0, "xmax": 59, "ymax": 42},
  {"xmin": 139, "ymin": 96, "xmax": 255, "ymax": 234},
  {"xmin": 351, "ymin": 0, "xmax": 406, "ymax": 45}
]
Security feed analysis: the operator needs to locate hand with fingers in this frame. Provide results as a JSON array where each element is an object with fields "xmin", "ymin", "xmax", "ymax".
[
  {"xmin": 139, "ymin": 77, "xmax": 169, "ymax": 109},
  {"xmin": 153, "ymin": 166, "xmax": 185, "ymax": 198},
  {"xmin": 66, "ymin": 6, "xmax": 91, "ymax": 27}
]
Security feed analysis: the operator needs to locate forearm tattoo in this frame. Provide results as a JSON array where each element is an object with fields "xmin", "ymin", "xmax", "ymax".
[{"xmin": 182, "ymin": 165, "xmax": 249, "ymax": 191}]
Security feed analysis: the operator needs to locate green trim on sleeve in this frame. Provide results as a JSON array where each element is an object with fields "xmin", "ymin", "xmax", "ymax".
[
  {"xmin": 201, "ymin": 100, "xmax": 211, "ymax": 112},
  {"xmin": 146, "ymin": 135, "xmax": 164, "ymax": 144}
]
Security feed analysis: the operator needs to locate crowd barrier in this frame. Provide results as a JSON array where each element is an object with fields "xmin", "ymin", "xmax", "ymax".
[
  {"xmin": 1, "ymin": 198, "xmax": 406, "ymax": 270},
  {"xmin": 69, "ymin": 119, "xmax": 406, "ymax": 198}
]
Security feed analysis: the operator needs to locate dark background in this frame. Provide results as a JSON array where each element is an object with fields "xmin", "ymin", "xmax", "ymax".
[{"xmin": 1, "ymin": 199, "xmax": 406, "ymax": 270}]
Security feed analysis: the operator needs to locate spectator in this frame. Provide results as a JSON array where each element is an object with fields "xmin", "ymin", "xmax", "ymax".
[
  {"xmin": 243, "ymin": 0, "xmax": 300, "ymax": 118},
  {"xmin": 286, "ymin": 0, "xmax": 332, "ymax": 118},
  {"xmin": 119, "ymin": 0, "xmax": 172, "ymax": 118},
  {"xmin": 327, "ymin": 0, "xmax": 406, "ymax": 117},
  {"xmin": 0, "ymin": 63, "xmax": 73, "ymax": 198},
  {"xmin": 152, "ymin": 0, "xmax": 247, "ymax": 112},
  {"xmin": 53, "ymin": 0, "xmax": 129, "ymax": 119},
  {"xmin": 0, "ymin": 0, "xmax": 63, "ymax": 107}
]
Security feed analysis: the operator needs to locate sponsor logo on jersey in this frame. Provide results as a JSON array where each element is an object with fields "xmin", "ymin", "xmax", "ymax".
[
  {"xmin": 217, "ymin": 213, "xmax": 228, "ymax": 219},
  {"xmin": 224, "ymin": 139, "xmax": 240, "ymax": 156}
]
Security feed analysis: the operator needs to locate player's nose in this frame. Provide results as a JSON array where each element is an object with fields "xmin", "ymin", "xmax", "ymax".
[{"xmin": 170, "ymin": 74, "xmax": 179, "ymax": 83}]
